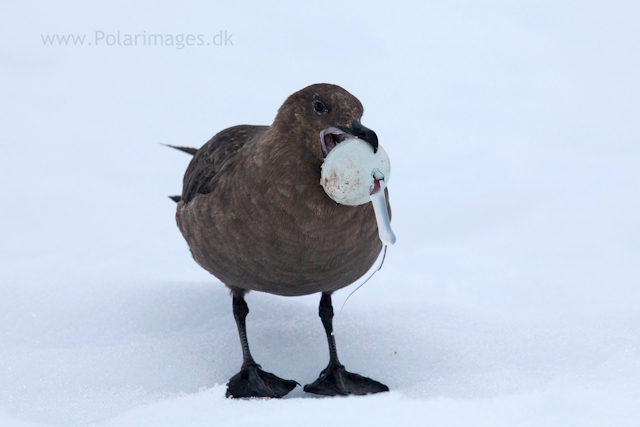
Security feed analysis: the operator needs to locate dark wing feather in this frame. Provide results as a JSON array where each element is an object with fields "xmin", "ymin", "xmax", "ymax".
[
  {"xmin": 165, "ymin": 144, "xmax": 198, "ymax": 155},
  {"xmin": 181, "ymin": 125, "xmax": 268, "ymax": 204}
]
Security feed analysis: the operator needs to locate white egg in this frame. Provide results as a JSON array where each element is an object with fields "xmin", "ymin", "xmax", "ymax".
[
  {"xmin": 320, "ymin": 137, "xmax": 396, "ymax": 246},
  {"xmin": 320, "ymin": 138, "xmax": 391, "ymax": 206}
]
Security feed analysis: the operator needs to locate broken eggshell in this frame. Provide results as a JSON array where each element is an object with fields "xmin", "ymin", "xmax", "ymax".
[{"xmin": 320, "ymin": 137, "xmax": 396, "ymax": 245}]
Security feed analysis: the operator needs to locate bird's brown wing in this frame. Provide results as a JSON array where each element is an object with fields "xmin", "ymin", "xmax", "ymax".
[{"xmin": 181, "ymin": 125, "xmax": 268, "ymax": 204}]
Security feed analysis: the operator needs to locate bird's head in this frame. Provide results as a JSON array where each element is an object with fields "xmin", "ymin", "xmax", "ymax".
[{"xmin": 273, "ymin": 83, "xmax": 378, "ymax": 163}]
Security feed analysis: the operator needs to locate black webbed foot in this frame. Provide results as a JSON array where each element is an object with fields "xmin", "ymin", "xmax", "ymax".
[
  {"xmin": 304, "ymin": 362, "xmax": 389, "ymax": 396},
  {"xmin": 226, "ymin": 363, "xmax": 298, "ymax": 398}
]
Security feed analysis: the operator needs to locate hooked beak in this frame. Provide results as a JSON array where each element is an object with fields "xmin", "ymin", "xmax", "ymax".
[
  {"xmin": 319, "ymin": 120, "xmax": 379, "ymax": 158},
  {"xmin": 335, "ymin": 120, "xmax": 378, "ymax": 153}
]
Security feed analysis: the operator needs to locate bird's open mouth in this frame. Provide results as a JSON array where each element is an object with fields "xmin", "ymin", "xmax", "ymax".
[
  {"xmin": 320, "ymin": 120, "xmax": 379, "ymax": 158},
  {"xmin": 319, "ymin": 127, "xmax": 352, "ymax": 158}
]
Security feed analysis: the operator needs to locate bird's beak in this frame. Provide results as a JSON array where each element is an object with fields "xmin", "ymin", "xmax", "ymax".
[{"xmin": 335, "ymin": 120, "xmax": 379, "ymax": 153}]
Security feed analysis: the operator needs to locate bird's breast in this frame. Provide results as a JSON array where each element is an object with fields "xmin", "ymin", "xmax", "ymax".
[{"xmin": 177, "ymin": 170, "xmax": 382, "ymax": 296}]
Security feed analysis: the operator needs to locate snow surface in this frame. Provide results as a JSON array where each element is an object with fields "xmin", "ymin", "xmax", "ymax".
[{"xmin": 1, "ymin": 1, "xmax": 640, "ymax": 426}]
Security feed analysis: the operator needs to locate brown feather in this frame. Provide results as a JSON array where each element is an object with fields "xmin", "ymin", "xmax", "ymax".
[{"xmin": 175, "ymin": 84, "xmax": 391, "ymax": 296}]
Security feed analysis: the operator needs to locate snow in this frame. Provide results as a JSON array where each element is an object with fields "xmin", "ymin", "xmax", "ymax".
[
  {"xmin": 1, "ymin": 1, "xmax": 639, "ymax": 426},
  {"xmin": 2, "ymin": 281, "xmax": 640, "ymax": 426}
]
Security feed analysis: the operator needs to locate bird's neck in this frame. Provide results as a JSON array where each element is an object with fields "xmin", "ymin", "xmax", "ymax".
[{"xmin": 239, "ymin": 126, "xmax": 330, "ymax": 210}]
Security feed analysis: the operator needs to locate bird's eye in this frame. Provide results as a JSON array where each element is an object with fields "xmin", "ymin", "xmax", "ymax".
[{"xmin": 313, "ymin": 101, "xmax": 327, "ymax": 114}]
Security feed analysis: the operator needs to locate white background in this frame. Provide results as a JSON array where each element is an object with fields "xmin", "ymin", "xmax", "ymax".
[{"xmin": 1, "ymin": 1, "xmax": 639, "ymax": 426}]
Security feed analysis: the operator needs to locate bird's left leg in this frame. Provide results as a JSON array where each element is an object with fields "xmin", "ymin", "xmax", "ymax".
[{"xmin": 304, "ymin": 292, "xmax": 389, "ymax": 396}]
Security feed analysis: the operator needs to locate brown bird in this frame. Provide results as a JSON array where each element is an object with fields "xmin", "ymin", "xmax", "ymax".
[{"xmin": 172, "ymin": 83, "xmax": 391, "ymax": 398}]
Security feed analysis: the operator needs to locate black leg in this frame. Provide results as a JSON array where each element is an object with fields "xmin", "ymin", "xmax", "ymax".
[
  {"xmin": 233, "ymin": 294, "xmax": 256, "ymax": 367},
  {"xmin": 304, "ymin": 292, "xmax": 389, "ymax": 396},
  {"xmin": 225, "ymin": 293, "xmax": 298, "ymax": 398}
]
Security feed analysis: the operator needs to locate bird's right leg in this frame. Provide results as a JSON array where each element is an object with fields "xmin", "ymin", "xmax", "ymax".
[{"xmin": 225, "ymin": 292, "xmax": 298, "ymax": 398}]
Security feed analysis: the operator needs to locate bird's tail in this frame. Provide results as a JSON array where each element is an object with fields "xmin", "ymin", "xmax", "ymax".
[
  {"xmin": 163, "ymin": 144, "xmax": 198, "ymax": 156},
  {"xmin": 164, "ymin": 143, "xmax": 198, "ymax": 203}
]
